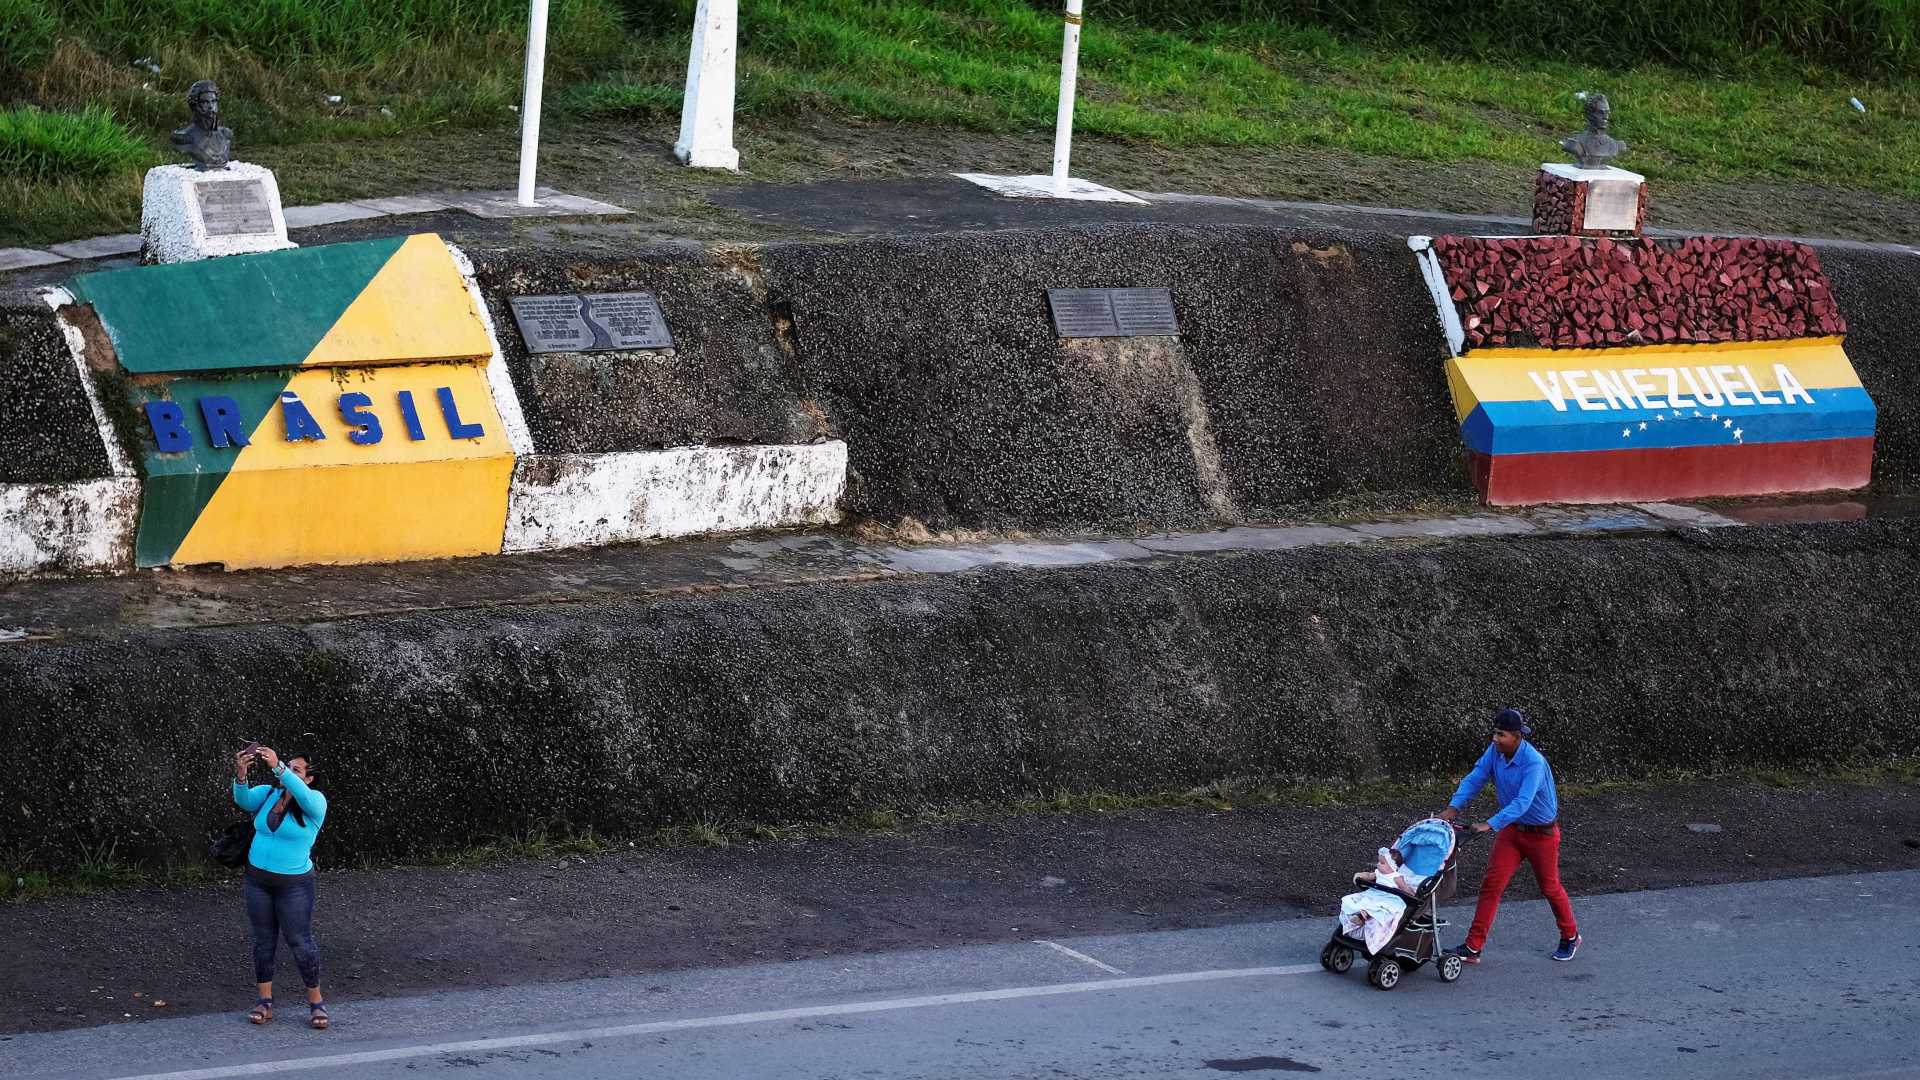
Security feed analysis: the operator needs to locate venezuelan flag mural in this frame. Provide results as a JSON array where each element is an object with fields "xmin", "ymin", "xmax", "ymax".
[
  {"xmin": 69, "ymin": 235, "xmax": 516, "ymax": 569},
  {"xmin": 1418, "ymin": 234, "xmax": 1877, "ymax": 505},
  {"xmin": 1447, "ymin": 338, "xmax": 1876, "ymax": 504}
]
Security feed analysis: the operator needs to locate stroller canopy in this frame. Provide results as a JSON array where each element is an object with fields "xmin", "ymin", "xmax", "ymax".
[{"xmin": 1394, "ymin": 819, "xmax": 1456, "ymax": 879}]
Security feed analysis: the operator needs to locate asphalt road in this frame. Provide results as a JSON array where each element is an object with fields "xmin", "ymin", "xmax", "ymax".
[{"xmin": 6, "ymin": 870, "xmax": 1915, "ymax": 1080}]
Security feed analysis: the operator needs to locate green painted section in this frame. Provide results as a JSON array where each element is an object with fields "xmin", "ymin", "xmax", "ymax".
[
  {"xmin": 70, "ymin": 236, "xmax": 406, "ymax": 375},
  {"xmin": 132, "ymin": 370, "xmax": 292, "ymax": 567}
]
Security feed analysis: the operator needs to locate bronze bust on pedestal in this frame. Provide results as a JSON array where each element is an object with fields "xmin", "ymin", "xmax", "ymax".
[
  {"xmin": 171, "ymin": 80, "xmax": 233, "ymax": 170},
  {"xmin": 1560, "ymin": 93, "xmax": 1627, "ymax": 170}
]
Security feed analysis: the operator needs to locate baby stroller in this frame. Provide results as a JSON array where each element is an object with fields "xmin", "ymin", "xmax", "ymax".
[{"xmin": 1319, "ymin": 817, "xmax": 1467, "ymax": 990}]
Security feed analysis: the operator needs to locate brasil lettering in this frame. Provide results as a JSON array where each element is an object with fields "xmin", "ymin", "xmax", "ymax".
[
  {"xmin": 1525, "ymin": 363, "xmax": 1815, "ymax": 414},
  {"xmin": 142, "ymin": 387, "xmax": 486, "ymax": 453}
]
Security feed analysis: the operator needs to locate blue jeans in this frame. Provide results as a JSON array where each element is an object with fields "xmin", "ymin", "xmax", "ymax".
[{"xmin": 243, "ymin": 867, "xmax": 321, "ymax": 988}]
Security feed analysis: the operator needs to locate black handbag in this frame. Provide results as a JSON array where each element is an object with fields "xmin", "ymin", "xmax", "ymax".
[{"xmin": 209, "ymin": 817, "xmax": 254, "ymax": 868}]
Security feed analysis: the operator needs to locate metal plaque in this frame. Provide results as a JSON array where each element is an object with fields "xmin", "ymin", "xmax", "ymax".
[
  {"xmin": 509, "ymin": 291, "xmax": 674, "ymax": 353},
  {"xmin": 1047, "ymin": 288, "xmax": 1179, "ymax": 338},
  {"xmin": 194, "ymin": 179, "xmax": 276, "ymax": 237},
  {"xmin": 1581, "ymin": 178, "xmax": 1642, "ymax": 232}
]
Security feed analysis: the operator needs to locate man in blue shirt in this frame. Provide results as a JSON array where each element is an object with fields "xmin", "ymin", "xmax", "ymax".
[{"xmin": 1439, "ymin": 708, "xmax": 1581, "ymax": 963}]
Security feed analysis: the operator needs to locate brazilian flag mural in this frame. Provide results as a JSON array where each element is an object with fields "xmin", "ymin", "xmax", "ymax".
[{"xmin": 69, "ymin": 234, "xmax": 517, "ymax": 569}]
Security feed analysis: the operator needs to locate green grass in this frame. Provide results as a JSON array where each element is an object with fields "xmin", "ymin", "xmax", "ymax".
[
  {"xmin": 0, "ymin": 104, "xmax": 149, "ymax": 180},
  {"xmin": 4, "ymin": 0, "xmax": 1920, "ymax": 245},
  {"xmin": 1081, "ymin": 0, "xmax": 1920, "ymax": 80}
]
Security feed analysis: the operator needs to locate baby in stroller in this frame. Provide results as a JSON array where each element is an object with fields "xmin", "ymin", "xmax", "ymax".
[
  {"xmin": 1320, "ymin": 818, "xmax": 1465, "ymax": 990},
  {"xmin": 1340, "ymin": 847, "xmax": 1426, "ymax": 953}
]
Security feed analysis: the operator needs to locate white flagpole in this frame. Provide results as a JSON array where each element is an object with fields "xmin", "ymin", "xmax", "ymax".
[
  {"xmin": 1051, "ymin": 0, "xmax": 1084, "ymax": 194},
  {"xmin": 676, "ymin": 0, "xmax": 742, "ymax": 170},
  {"xmin": 516, "ymin": 0, "xmax": 551, "ymax": 206}
]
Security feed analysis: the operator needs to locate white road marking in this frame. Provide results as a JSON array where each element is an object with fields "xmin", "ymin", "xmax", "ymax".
[
  {"xmin": 1034, "ymin": 939, "xmax": 1126, "ymax": 975},
  {"xmin": 102, "ymin": 965, "xmax": 1324, "ymax": 1080}
]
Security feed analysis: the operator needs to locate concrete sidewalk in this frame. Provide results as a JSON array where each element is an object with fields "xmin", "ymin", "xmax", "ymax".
[{"xmin": 3, "ymin": 497, "xmax": 1897, "ymax": 640}]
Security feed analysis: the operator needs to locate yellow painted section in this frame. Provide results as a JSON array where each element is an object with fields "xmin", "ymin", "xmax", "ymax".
[
  {"xmin": 300, "ymin": 234, "xmax": 492, "ymax": 368},
  {"xmin": 1480, "ymin": 336, "xmax": 1845, "ymax": 361},
  {"xmin": 1449, "ymin": 338, "xmax": 1863, "ymax": 422},
  {"xmin": 171, "ymin": 363, "xmax": 513, "ymax": 568},
  {"xmin": 1445, "ymin": 358, "xmax": 1476, "ymax": 426}
]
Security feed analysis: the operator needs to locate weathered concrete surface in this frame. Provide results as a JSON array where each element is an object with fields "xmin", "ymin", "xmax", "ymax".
[
  {"xmin": 0, "ymin": 479, "xmax": 138, "ymax": 576},
  {"xmin": 0, "ymin": 307, "xmax": 114, "ymax": 484},
  {"xmin": 1820, "ymin": 246, "xmax": 1920, "ymax": 493},
  {"xmin": 503, "ymin": 443, "xmax": 848, "ymax": 553},
  {"xmin": 0, "ymin": 305, "xmax": 134, "ymax": 575},
  {"xmin": 0, "ymin": 518, "xmax": 1912, "ymax": 869},
  {"xmin": 0, "ymin": 501, "xmax": 1797, "ymax": 637},
  {"xmin": 464, "ymin": 246, "xmax": 827, "ymax": 454},
  {"xmin": 760, "ymin": 224, "xmax": 1463, "ymax": 530}
]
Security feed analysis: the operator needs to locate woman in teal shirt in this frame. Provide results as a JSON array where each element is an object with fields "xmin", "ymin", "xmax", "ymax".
[{"xmin": 232, "ymin": 744, "xmax": 330, "ymax": 1029}]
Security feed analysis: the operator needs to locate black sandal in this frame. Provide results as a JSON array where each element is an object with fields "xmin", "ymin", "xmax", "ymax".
[
  {"xmin": 248, "ymin": 997, "xmax": 273, "ymax": 1025},
  {"xmin": 309, "ymin": 1001, "xmax": 329, "ymax": 1030}
]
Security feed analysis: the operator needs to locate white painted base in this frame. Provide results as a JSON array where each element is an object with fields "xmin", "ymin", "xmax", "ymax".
[
  {"xmin": 955, "ymin": 173, "xmax": 1150, "ymax": 204},
  {"xmin": 140, "ymin": 162, "xmax": 295, "ymax": 264},
  {"xmin": 674, "ymin": 143, "xmax": 741, "ymax": 171},
  {"xmin": 503, "ymin": 443, "xmax": 848, "ymax": 554},
  {"xmin": 1541, "ymin": 163, "xmax": 1646, "ymax": 185},
  {"xmin": 1407, "ymin": 236, "xmax": 1465, "ymax": 358},
  {"xmin": 0, "ymin": 479, "xmax": 139, "ymax": 576}
]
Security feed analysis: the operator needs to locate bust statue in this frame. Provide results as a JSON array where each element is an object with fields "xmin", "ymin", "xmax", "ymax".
[
  {"xmin": 170, "ymin": 80, "xmax": 233, "ymax": 170},
  {"xmin": 1559, "ymin": 93, "xmax": 1627, "ymax": 170}
]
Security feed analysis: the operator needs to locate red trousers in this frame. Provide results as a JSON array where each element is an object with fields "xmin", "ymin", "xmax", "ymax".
[{"xmin": 1464, "ymin": 824, "xmax": 1578, "ymax": 950}]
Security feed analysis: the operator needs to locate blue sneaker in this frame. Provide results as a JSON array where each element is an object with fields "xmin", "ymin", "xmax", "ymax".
[
  {"xmin": 1444, "ymin": 944, "xmax": 1481, "ymax": 965},
  {"xmin": 1553, "ymin": 935, "xmax": 1582, "ymax": 961}
]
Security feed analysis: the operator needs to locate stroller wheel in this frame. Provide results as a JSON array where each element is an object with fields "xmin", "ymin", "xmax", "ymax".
[
  {"xmin": 1322, "ymin": 944, "xmax": 1354, "ymax": 973},
  {"xmin": 1438, "ymin": 954, "xmax": 1464, "ymax": 983},
  {"xmin": 1367, "ymin": 958, "xmax": 1402, "ymax": 990}
]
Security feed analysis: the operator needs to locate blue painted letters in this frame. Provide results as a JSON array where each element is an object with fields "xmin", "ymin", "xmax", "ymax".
[
  {"xmin": 437, "ymin": 386, "xmax": 485, "ymax": 439},
  {"xmin": 338, "ymin": 392, "xmax": 384, "ymax": 445},
  {"xmin": 144, "ymin": 401, "xmax": 192, "ymax": 453},
  {"xmin": 396, "ymin": 390, "xmax": 427, "ymax": 441},
  {"xmin": 197, "ymin": 395, "xmax": 250, "ymax": 449},
  {"xmin": 279, "ymin": 392, "xmax": 327, "ymax": 442}
]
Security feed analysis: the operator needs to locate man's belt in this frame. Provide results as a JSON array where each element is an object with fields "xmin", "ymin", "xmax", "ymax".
[{"xmin": 1512, "ymin": 820, "xmax": 1558, "ymax": 834}]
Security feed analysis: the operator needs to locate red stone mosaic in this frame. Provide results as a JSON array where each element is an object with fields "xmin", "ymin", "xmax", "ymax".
[{"xmin": 1431, "ymin": 234, "xmax": 1845, "ymax": 350}]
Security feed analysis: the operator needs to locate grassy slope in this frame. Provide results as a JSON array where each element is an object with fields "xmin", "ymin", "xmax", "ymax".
[{"xmin": 4, "ymin": 0, "xmax": 1919, "ymax": 245}]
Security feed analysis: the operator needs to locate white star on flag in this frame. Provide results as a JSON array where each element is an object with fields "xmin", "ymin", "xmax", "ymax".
[
  {"xmin": 1693, "ymin": 410, "xmax": 1703, "ymax": 417},
  {"xmin": 1656, "ymin": 415, "xmax": 1665, "ymax": 421},
  {"xmin": 1639, "ymin": 421, "xmax": 1648, "ymax": 431},
  {"xmin": 1622, "ymin": 428, "xmax": 1632, "ymax": 438},
  {"xmin": 1733, "ymin": 428, "xmax": 1743, "ymax": 440},
  {"xmin": 1710, "ymin": 413, "xmax": 1719, "ymax": 420},
  {"xmin": 1723, "ymin": 419, "xmax": 1733, "ymax": 428}
]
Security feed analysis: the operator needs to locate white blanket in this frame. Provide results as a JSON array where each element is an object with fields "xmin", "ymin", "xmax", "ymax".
[{"xmin": 1336, "ymin": 860, "xmax": 1425, "ymax": 954}]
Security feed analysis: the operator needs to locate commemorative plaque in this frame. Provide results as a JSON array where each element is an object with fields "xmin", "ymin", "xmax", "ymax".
[
  {"xmin": 194, "ymin": 179, "xmax": 277, "ymax": 237},
  {"xmin": 1046, "ymin": 288, "xmax": 1180, "ymax": 339},
  {"xmin": 509, "ymin": 291, "xmax": 674, "ymax": 353}
]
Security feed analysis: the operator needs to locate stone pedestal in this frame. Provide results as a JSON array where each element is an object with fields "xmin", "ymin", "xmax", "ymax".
[
  {"xmin": 140, "ymin": 162, "xmax": 296, "ymax": 264},
  {"xmin": 1533, "ymin": 163, "xmax": 1647, "ymax": 237}
]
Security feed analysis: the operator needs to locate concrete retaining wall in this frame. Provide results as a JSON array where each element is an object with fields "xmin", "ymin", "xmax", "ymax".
[
  {"xmin": 1821, "ymin": 246, "xmax": 1920, "ymax": 493},
  {"xmin": 760, "ymin": 224, "xmax": 1466, "ymax": 530},
  {"xmin": 1, "ymin": 519, "xmax": 1913, "ymax": 869},
  {"xmin": 4, "ymin": 226, "xmax": 1917, "ymax": 577},
  {"xmin": 0, "ymin": 299, "xmax": 136, "ymax": 575}
]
